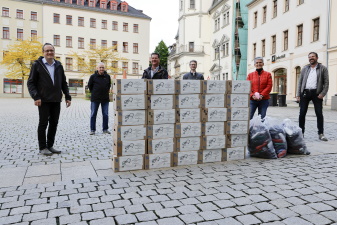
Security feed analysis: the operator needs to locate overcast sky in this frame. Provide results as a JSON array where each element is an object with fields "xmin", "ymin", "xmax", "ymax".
[{"xmin": 126, "ymin": 0, "xmax": 179, "ymax": 52}]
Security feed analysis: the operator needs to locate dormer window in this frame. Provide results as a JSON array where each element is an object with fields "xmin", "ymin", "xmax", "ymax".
[
  {"xmin": 100, "ymin": 0, "xmax": 107, "ymax": 9},
  {"xmin": 52, "ymin": 0, "xmax": 60, "ymax": 2},
  {"xmin": 121, "ymin": 2, "xmax": 128, "ymax": 12},
  {"xmin": 110, "ymin": 1, "xmax": 117, "ymax": 10},
  {"xmin": 65, "ymin": 0, "xmax": 72, "ymax": 4},
  {"xmin": 89, "ymin": 0, "xmax": 95, "ymax": 7},
  {"xmin": 77, "ymin": 0, "xmax": 84, "ymax": 5}
]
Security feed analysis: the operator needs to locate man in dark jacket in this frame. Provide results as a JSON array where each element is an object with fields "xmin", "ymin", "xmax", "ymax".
[
  {"xmin": 88, "ymin": 62, "xmax": 111, "ymax": 135},
  {"xmin": 183, "ymin": 60, "xmax": 204, "ymax": 80},
  {"xmin": 142, "ymin": 53, "xmax": 168, "ymax": 79},
  {"xmin": 27, "ymin": 43, "xmax": 71, "ymax": 156}
]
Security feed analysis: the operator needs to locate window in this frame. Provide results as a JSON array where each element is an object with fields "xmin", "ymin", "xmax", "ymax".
[
  {"xmin": 78, "ymin": 58, "xmax": 85, "ymax": 71},
  {"xmin": 78, "ymin": 17, "xmax": 84, "ymax": 26},
  {"xmin": 223, "ymin": 11, "xmax": 229, "ymax": 26},
  {"xmin": 90, "ymin": 39, "xmax": 96, "ymax": 49},
  {"xmin": 131, "ymin": 43, "xmax": 138, "ymax": 53},
  {"xmin": 262, "ymin": 6, "xmax": 267, "ymax": 23},
  {"xmin": 66, "ymin": 36, "xmax": 72, "ymax": 47},
  {"xmin": 273, "ymin": 0, "xmax": 277, "ymax": 18},
  {"xmin": 112, "ymin": 61, "xmax": 118, "ymax": 68},
  {"xmin": 65, "ymin": 57, "xmax": 73, "ymax": 71},
  {"xmin": 254, "ymin": 11, "xmax": 257, "ymax": 28},
  {"xmin": 3, "ymin": 27, "xmax": 9, "ymax": 39},
  {"xmin": 31, "ymin": 30, "xmax": 37, "ymax": 40},
  {"xmin": 253, "ymin": 43, "xmax": 256, "ymax": 58},
  {"xmin": 272, "ymin": 35, "xmax": 276, "ymax": 54},
  {"xmin": 215, "ymin": 46, "xmax": 220, "ymax": 59},
  {"xmin": 189, "ymin": 42, "xmax": 194, "ymax": 52},
  {"xmin": 121, "ymin": 3, "xmax": 128, "ymax": 12},
  {"xmin": 283, "ymin": 30, "xmax": 288, "ymax": 50},
  {"xmin": 101, "ymin": 40, "xmax": 107, "ymax": 48},
  {"xmin": 31, "ymin": 11, "xmax": 37, "ymax": 20},
  {"xmin": 77, "ymin": 0, "xmax": 84, "ymax": 5},
  {"xmin": 295, "ymin": 66, "xmax": 301, "ymax": 90},
  {"xmin": 122, "ymin": 62, "xmax": 128, "ymax": 72},
  {"xmin": 123, "ymin": 23, "xmax": 128, "ymax": 32},
  {"xmin": 65, "ymin": 0, "xmax": 72, "ymax": 3},
  {"xmin": 2, "ymin": 7, "xmax": 9, "ymax": 17},
  {"xmin": 299, "ymin": 0, "xmax": 304, "ymax": 5},
  {"xmin": 297, "ymin": 24, "xmax": 303, "ymax": 46},
  {"xmin": 66, "ymin": 15, "xmax": 72, "ymax": 25},
  {"xmin": 261, "ymin": 39, "xmax": 265, "ymax": 57},
  {"xmin": 123, "ymin": 42, "xmax": 128, "ymax": 52},
  {"xmin": 180, "ymin": 0, "xmax": 183, "ymax": 10},
  {"xmin": 16, "ymin": 9, "xmax": 23, "ymax": 19},
  {"xmin": 100, "ymin": 1, "xmax": 107, "ymax": 9},
  {"xmin": 90, "ymin": 18, "xmax": 96, "ymax": 28},
  {"xmin": 133, "ymin": 24, "xmax": 139, "ymax": 33},
  {"xmin": 284, "ymin": 0, "xmax": 289, "ymax": 12},
  {"xmin": 102, "ymin": 20, "xmax": 107, "ymax": 29},
  {"xmin": 17, "ymin": 29, "xmax": 23, "ymax": 40},
  {"xmin": 54, "ymin": 35, "xmax": 60, "ymax": 46},
  {"xmin": 313, "ymin": 17, "xmax": 319, "ymax": 41},
  {"xmin": 214, "ymin": 17, "xmax": 220, "ymax": 31},
  {"xmin": 222, "ymin": 42, "xmax": 229, "ymax": 57},
  {"xmin": 89, "ymin": 0, "xmax": 95, "ymax": 7},
  {"xmin": 90, "ymin": 59, "xmax": 96, "ymax": 72},
  {"xmin": 54, "ymin": 13, "xmax": 60, "ymax": 23},
  {"xmin": 112, "ymin": 41, "xmax": 118, "ymax": 51},
  {"xmin": 190, "ymin": 0, "xmax": 195, "ymax": 9},
  {"xmin": 3, "ymin": 79, "xmax": 22, "ymax": 94},
  {"xmin": 78, "ymin": 37, "xmax": 84, "ymax": 49},
  {"xmin": 112, "ymin": 21, "xmax": 118, "ymax": 30},
  {"xmin": 111, "ymin": 1, "xmax": 117, "ymax": 10},
  {"xmin": 132, "ymin": 62, "xmax": 139, "ymax": 74},
  {"xmin": 69, "ymin": 79, "xmax": 84, "ymax": 94}
]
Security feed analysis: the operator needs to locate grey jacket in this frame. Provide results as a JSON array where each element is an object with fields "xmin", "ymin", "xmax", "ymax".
[{"xmin": 296, "ymin": 63, "xmax": 329, "ymax": 97}]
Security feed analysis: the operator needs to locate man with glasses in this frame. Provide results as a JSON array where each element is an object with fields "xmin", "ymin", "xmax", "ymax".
[
  {"xmin": 183, "ymin": 60, "xmax": 204, "ymax": 80},
  {"xmin": 27, "ymin": 43, "xmax": 72, "ymax": 156}
]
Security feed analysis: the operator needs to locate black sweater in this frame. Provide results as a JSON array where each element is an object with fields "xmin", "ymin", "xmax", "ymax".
[{"xmin": 88, "ymin": 71, "xmax": 111, "ymax": 102}]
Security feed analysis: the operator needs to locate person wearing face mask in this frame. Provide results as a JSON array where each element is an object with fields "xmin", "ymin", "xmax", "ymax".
[
  {"xmin": 142, "ymin": 53, "xmax": 168, "ymax": 79},
  {"xmin": 247, "ymin": 57, "xmax": 273, "ymax": 120}
]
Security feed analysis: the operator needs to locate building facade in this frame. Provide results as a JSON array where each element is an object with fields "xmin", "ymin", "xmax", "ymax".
[
  {"xmin": 247, "ymin": 0, "xmax": 329, "ymax": 103},
  {"xmin": 0, "ymin": 0, "xmax": 151, "ymax": 97},
  {"xmin": 328, "ymin": 0, "xmax": 337, "ymax": 98}
]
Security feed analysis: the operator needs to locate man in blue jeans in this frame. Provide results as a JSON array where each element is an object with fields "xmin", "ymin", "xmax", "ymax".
[{"xmin": 88, "ymin": 62, "xmax": 111, "ymax": 135}]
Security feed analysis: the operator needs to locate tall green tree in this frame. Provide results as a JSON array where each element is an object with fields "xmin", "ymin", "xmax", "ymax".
[{"xmin": 154, "ymin": 40, "xmax": 169, "ymax": 69}]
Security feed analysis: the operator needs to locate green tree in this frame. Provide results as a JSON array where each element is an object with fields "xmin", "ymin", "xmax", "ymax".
[
  {"xmin": 0, "ymin": 39, "xmax": 43, "ymax": 98},
  {"xmin": 154, "ymin": 40, "xmax": 169, "ymax": 69}
]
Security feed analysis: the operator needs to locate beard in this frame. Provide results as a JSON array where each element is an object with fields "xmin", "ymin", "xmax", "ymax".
[{"xmin": 309, "ymin": 59, "xmax": 317, "ymax": 65}]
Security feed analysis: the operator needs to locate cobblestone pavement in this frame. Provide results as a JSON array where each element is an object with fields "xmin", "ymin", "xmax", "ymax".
[{"xmin": 1, "ymin": 98, "xmax": 337, "ymax": 224}]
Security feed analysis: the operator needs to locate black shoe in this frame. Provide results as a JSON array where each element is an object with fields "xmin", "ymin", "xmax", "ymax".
[
  {"xmin": 40, "ymin": 148, "xmax": 53, "ymax": 156},
  {"xmin": 48, "ymin": 147, "xmax": 61, "ymax": 154}
]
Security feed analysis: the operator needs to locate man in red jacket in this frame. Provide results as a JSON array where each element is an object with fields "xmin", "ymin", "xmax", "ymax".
[{"xmin": 247, "ymin": 57, "xmax": 273, "ymax": 120}]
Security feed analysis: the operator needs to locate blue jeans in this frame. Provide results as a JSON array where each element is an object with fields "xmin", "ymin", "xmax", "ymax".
[
  {"xmin": 250, "ymin": 99, "xmax": 269, "ymax": 120},
  {"xmin": 90, "ymin": 101, "xmax": 109, "ymax": 131}
]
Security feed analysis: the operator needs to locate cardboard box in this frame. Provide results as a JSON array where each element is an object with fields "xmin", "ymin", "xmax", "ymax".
[
  {"xmin": 113, "ymin": 125, "xmax": 147, "ymax": 141},
  {"xmin": 176, "ymin": 108, "xmax": 201, "ymax": 123},
  {"xmin": 201, "ymin": 135, "xmax": 227, "ymax": 149},
  {"xmin": 114, "ymin": 110, "xmax": 146, "ymax": 126},
  {"xmin": 147, "ymin": 95, "xmax": 175, "ymax": 109},
  {"xmin": 147, "ymin": 124, "xmax": 175, "ymax": 139},
  {"xmin": 226, "ymin": 80, "xmax": 251, "ymax": 94},
  {"xmin": 175, "ymin": 123, "xmax": 201, "ymax": 137},
  {"xmin": 226, "ymin": 134, "xmax": 248, "ymax": 148},
  {"xmin": 198, "ymin": 149, "xmax": 225, "ymax": 163},
  {"xmin": 227, "ymin": 107, "xmax": 250, "ymax": 121},
  {"xmin": 175, "ymin": 80, "xmax": 202, "ymax": 94},
  {"xmin": 148, "ymin": 138, "xmax": 175, "ymax": 154},
  {"xmin": 201, "ymin": 108, "xmax": 227, "ymax": 122},
  {"xmin": 113, "ymin": 94, "xmax": 147, "ymax": 110},
  {"xmin": 176, "ymin": 136, "xmax": 201, "ymax": 152},
  {"xmin": 113, "ymin": 155, "xmax": 144, "ymax": 172},
  {"xmin": 148, "ymin": 109, "xmax": 176, "ymax": 125},
  {"xmin": 147, "ymin": 79, "xmax": 175, "ymax": 95},
  {"xmin": 173, "ymin": 151, "xmax": 199, "ymax": 166},
  {"xmin": 226, "ymin": 94, "xmax": 250, "ymax": 108},
  {"xmin": 113, "ymin": 139, "xmax": 146, "ymax": 156},
  {"xmin": 202, "ymin": 80, "xmax": 227, "ymax": 94},
  {"xmin": 223, "ymin": 147, "xmax": 246, "ymax": 161},
  {"xmin": 226, "ymin": 121, "xmax": 249, "ymax": 134},
  {"xmin": 112, "ymin": 79, "xmax": 146, "ymax": 94},
  {"xmin": 144, "ymin": 153, "xmax": 173, "ymax": 169},
  {"xmin": 200, "ymin": 94, "xmax": 226, "ymax": 108},
  {"xmin": 201, "ymin": 122, "xmax": 226, "ymax": 136},
  {"xmin": 175, "ymin": 94, "xmax": 200, "ymax": 109}
]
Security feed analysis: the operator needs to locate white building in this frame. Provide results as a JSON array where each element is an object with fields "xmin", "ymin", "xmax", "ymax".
[
  {"xmin": 328, "ymin": 0, "xmax": 337, "ymax": 98},
  {"xmin": 0, "ymin": 0, "xmax": 151, "ymax": 97},
  {"xmin": 247, "ymin": 0, "xmax": 329, "ymax": 103}
]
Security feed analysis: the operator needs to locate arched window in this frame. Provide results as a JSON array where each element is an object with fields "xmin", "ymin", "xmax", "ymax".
[
  {"xmin": 274, "ymin": 68, "xmax": 287, "ymax": 95},
  {"xmin": 295, "ymin": 66, "xmax": 301, "ymax": 94}
]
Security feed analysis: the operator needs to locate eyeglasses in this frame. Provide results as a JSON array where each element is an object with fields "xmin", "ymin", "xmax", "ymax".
[{"xmin": 44, "ymin": 50, "xmax": 54, "ymax": 53}]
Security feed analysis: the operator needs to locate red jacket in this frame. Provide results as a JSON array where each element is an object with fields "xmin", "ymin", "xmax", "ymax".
[{"xmin": 247, "ymin": 70, "xmax": 273, "ymax": 100}]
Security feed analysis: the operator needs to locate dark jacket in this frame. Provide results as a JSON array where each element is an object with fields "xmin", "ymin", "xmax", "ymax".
[
  {"xmin": 247, "ymin": 70, "xmax": 273, "ymax": 100},
  {"xmin": 296, "ymin": 63, "xmax": 329, "ymax": 97},
  {"xmin": 142, "ymin": 65, "xmax": 168, "ymax": 79},
  {"xmin": 183, "ymin": 72, "xmax": 204, "ymax": 80},
  {"xmin": 88, "ymin": 71, "xmax": 111, "ymax": 102},
  {"xmin": 27, "ymin": 56, "xmax": 71, "ymax": 102}
]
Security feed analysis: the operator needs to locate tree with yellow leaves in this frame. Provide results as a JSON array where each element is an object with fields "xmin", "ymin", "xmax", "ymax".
[{"xmin": 0, "ymin": 39, "xmax": 42, "ymax": 98}]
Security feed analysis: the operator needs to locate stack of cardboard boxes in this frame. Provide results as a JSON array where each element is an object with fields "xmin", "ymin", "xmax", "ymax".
[{"xmin": 112, "ymin": 79, "xmax": 250, "ymax": 172}]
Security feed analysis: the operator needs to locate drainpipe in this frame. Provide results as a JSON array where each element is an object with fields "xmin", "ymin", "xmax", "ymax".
[{"xmin": 325, "ymin": 0, "xmax": 330, "ymax": 105}]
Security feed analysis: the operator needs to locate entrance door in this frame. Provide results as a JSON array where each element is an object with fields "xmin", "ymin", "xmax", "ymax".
[{"xmin": 274, "ymin": 68, "xmax": 287, "ymax": 95}]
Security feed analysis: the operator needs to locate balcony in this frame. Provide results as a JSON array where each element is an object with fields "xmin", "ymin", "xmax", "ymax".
[{"xmin": 169, "ymin": 44, "xmax": 204, "ymax": 57}]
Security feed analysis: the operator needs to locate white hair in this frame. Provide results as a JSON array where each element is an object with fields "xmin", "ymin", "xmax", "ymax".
[{"xmin": 96, "ymin": 62, "xmax": 105, "ymax": 68}]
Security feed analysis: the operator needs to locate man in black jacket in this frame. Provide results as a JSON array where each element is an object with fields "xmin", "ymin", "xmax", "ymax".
[
  {"xmin": 142, "ymin": 53, "xmax": 168, "ymax": 79},
  {"xmin": 88, "ymin": 62, "xmax": 111, "ymax": 135},
  {"xmin": 183, "ymin": 60, "xmax": 204, "ymax": 80},
  {"xmin": 27, "ymin": 43, "xmax": 71, "ymax": 156}
]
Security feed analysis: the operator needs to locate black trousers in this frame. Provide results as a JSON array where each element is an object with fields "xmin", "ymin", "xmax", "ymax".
[
  {"xmin": 299, "ymin": 89, "xmax": 324, "ymax": 135},
  {"xmin": 38, "ymin": 102, "xmax": 61, "ymax": 150}
]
